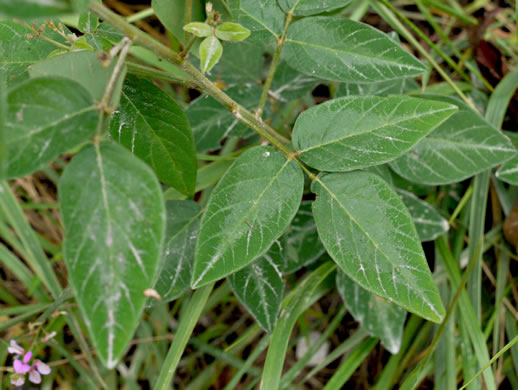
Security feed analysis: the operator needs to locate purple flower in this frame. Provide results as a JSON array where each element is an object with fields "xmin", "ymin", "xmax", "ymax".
[{"xmin": 10, "ymin": 373, "xmax": 25, "ymax": 386}]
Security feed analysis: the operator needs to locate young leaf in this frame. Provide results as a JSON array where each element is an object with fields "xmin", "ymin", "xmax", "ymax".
[
  {"xmin": 187, "ymin": 84, "xmax": 267, "ymax": 152},
  {"xmin": 0, "ymin": 0, "xmax": 72, "ymax": 19},
  {"xmin": 79, "ymin": 11, "xmax": 100, "ymax": 34},
  {"xmin": 192, "ymin": 146, "xmax": 304, "ymax": 288},
  {"xmin": 496, "ymin": 155, "xmax": 518, "ymax": 185},
  {"xmin": 230, "ymin": 0, "xmax": 284, "ymax": 43},
  {"xmin": 59, "ymin": 142, "xmax": 165, "ymax": 369},
  {"xmin": 199, "ymin": 36, "xmax": 223, "ymax": 73},
  {"xmin": 228, "ymin": 254, "xmax": 285, "ymax": 333},
  {"xmin": 398, "ymin": 189, "xmax": 449, "ymax": 242},
  {"xmin": 283, "ymin": 17, "xmax": 426, "ymax": 83},
  {"xmin": 390, "ymin": 95, "xmax": 516, "ymax": 185},
  {"xmin": 152, "ymin": 0, "xmax": 204, "ymax": 44},
  {"xmin": 215, "ymin": 22, "xmax": 251, "ymax": 41},
  {"xmin": 0, "ymin": 21, "xmax": 67, "ymax": 88},
  {"xmin": 336, "ymin": 270, "xmax": 406, "ymax": 354},
  {"xmin": 110, "ymin": 76, "xmax": 197, "ymax": 196},
  {"xmin": 311, "ymin": 171, "xmax": 445, "ymax": 323},
  {"xmin": 6, "ymin": 77, "xmax": 97, "ymax": 178},
  {"xmin": 183, "ymin": 22, "xmax": 212, "ymax": 38},
  {"xmin": 29, "ymin": 50, "xmax": 127, "ymax": 108},
  {"xmin": 277, "ymin": 201, "xmax": 326, "ymax": 274},
  {"xmin": 292, "ymin": 96, "xmax": 457, "ymax": 172},
  {"xmin": 154, "ymin": 200, "xmax": 202, "ymax": 303},
  {"xmin": 278, "ymin": 0, "xmax": 352, "ymax": 16}
]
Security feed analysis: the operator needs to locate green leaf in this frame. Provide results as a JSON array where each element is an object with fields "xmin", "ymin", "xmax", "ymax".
[
  {"xmin": 270, "ymin": 62, "xmax": 318, "ymax": 102},
  {"xmin": 398, "ymin": 189, "xmax": 449, "ymax": 242},
  {"xmin": 199, "ymin": 36, "xmax": 223, "ymax": 73},
  {"xmin": 6, "ymin": 77, "xmax": 98, "ymax": 178},
  {"xmin": 335, "ymin": 78, "xmax": 419, "ymax": 97},
  {"xmin": 277, "ymin": 201, "xmax": 326, "ymax": 274},
  {"xmin": 215, "ymin": 22, "xmax": 251, "ymax": 41},
  {"xmin": 292, "ymin": 96, "xmax": 457, "ymax": 172},
  {"xmin": 390, "ymin": 95, "xmax": 516, "ymax": 185},
  {"xmin": 152, "ymin": 0, "xmax": 204, "ymax": 44},
  {"xmin": 336, "ymin": 270, "xmax": 406, "ymax": 354},
  {"xmin": 311, "ymin": 171, "xmax": 445, "ymax": 323},
  {"xmin": 183, "ymin": 22, "xmax": 212, "ymax": 38},
  {"xmin": 496, "ymin": 155, "xmax": 518, "ymax": 185},
  {"xmin": 0, "ymin": 0, "xmax": 72, "ymax": 18},
  {"xmin": 154, "ymin": 200, "xmax": 202, "ymax": 303},
  {"xmin": 230, "ymin": 0, "xmax": 284, "ymax": 43},
  {"xmin": 59, "ymin": 142, "xmax": 165, "ymax": 369},
  {"xmin": 29, "ymin": 50, "xmax": 127, "ymax": 108},
  {"xmin": 187, "ymin": 84, "xmax": 266, "ymax": 152},
  {"xmin": 0, "ymin": 21, "xmax": 67, "ymax": 88},
  {"xmin": 110, "ymin": 76, "xmax": 197, "ymax": 196},
  {"xmin": 283, "ymin": 17, "xmax": 426, "ymax": 83},
  {"xmin": 364, "ymin": 163, "xmax": 393, "ymax": 184},
  {"xmin": 228, "ymin": 254, "xmax": 285, "ymax": 333},
  {"xmin": 192, "ymin": 146, "xmax": 304, "ymax": 288},
  {"xmin": 278, "ymin": 0, "xmax": 352, "ymax": 16},
  {"xmin": 79, "ymin": 11, "xmax": 100, "ymax": 34}
]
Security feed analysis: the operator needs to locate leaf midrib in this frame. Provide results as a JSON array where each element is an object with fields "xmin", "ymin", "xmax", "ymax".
[
  {"xmin": 285, "ymin": 37, "xmax": 424, "ymax": 71},
  {"xmin": 297, "ymin": 106, "xmax": 455, "ymax": 153},
  {"xmin": 314, "ymin": 175, "xmax": 438, "ymax": 319},
  {"xmin": 210, "ymin": 158, "xmax": 292, "ymax": 258}
]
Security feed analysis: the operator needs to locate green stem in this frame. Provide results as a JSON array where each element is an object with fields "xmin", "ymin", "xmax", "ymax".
[
  {"xmin": 126, "ymin": 62, "xmax": 195, "ymax": 86},
  {"xmin": 154, "ymin": 283, "xmax": 214, "ymax": 390},
  {"xmin": 88, "ymin": 1, "xmax": 290, "ymax": 148},
  {"xmin": 257, "ymin": 7, "xmax": 295, "ymax": 117},
  {"xmin": 185, "ymin": 0, "xmax": 192, "ymax": 44},
  {"xmin": 126, "ymin": 7, "xmax": 155, "ymax": 24},
  {"xmin": 100, "ymin": 37, "xmax": 132, "ymax": 111}
]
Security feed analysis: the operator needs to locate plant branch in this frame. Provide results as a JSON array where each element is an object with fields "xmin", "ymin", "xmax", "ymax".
[
  {"xmin": 100, "ymin": 37, "xmax": 132, "ymax": 112},
  {"xmin": 256, "ymin": 6, "xmax": 295, "ymax": 117},
  {"xmin": 88, "ymin": 1, "xmax": 290, "ymax": 147}
]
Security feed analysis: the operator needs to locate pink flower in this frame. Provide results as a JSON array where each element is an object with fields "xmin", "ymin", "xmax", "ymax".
[
  {"xmin": 28, "ymin": 360, "xmax": 51, "ymax": 384},
  {"xmin": 8, "ymin": 340, "xmax": 24, "ymax": 356},
  {"xmin": 7, "ymin": 340, "xmax": 51, "ymax": 386},
  {"xmin": 13, "ymin": 351, "xmax": 32, "ymax": 374}
]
